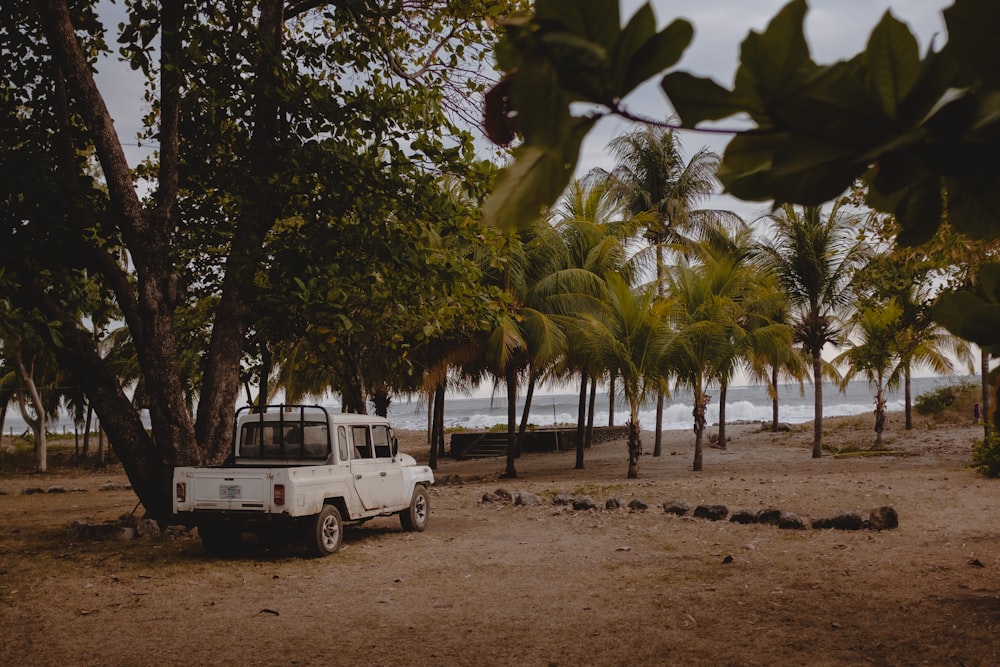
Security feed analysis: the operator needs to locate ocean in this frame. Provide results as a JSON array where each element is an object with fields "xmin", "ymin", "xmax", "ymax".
[{"xmin": 4, "ymin": 376, "xmax": 976, "ymax": 436}]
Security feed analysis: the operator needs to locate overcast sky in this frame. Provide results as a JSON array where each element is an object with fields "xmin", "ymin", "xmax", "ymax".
[{"xmin": 95, "ymin": 0, "xmax": 955, "ymax": 218}]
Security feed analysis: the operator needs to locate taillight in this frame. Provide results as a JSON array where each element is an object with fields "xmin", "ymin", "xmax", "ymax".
[
  {"xmin": 273, "ymin": 484, "xmax": 285, "ymax": 506},
  {"xmin": 176, "ymin": 482, "xmax": 186, "ymax": 503}
]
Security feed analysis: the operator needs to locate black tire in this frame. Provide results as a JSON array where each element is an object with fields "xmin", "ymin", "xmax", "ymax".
[
  {"xmin": 307, "ymin": 505, "xmax": 343, "ymax": 556},
  {"xmin": 400, "ymin": 484, "xmax": 429, "ymax": 532},
  {"xmin": 198, "ymin": 519, "xmax": 242, "ymax": 556}
]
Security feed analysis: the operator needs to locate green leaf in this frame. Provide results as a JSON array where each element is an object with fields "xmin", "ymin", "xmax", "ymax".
[
  {"xmin": 621, "ymin": 18, "xmax": 693, "ymax": 96},
  {"xmin": 612, "ymin": 2, "xmax": 656, "ymax": 89},
  {"xmin": 945, "ymin": 179, "xmax": 1000, "ymax": 240},
  {"xmin": 933, "ymin": 291, "xmax": 1000, "ymax": 348},
  {"xmin": 482, "ymin": 118, "xmax": 596, "ymax": 229},
  {"xmin": 734, "ymin": 0, "xmax": 815, "ymax": 109},
  {"xmin": 864, "ymin": 11, "xmax": 921, "ymax": 118},
  {"xmin": 894, "ymin": 180, "xmax": 943, "ymax": 246},
  {"xmin": 943, "ymin": 0, "xmax": 1000, "ymax": 87},
  {"xmin": 661, "ymin": 71, "xmax": 754, "ymax": 127},
  {"xmin": 535, "ymin": 0, "xmax": 620, "ymax": 52}
]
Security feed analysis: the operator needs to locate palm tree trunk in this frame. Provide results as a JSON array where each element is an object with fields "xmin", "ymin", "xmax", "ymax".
[
  {"xmin": 771, "ymin": 366, "xmax": 780, "ymax": 432},
  {"xmin": 626, "ymin": 410, "xmax": 641, "ymax": 479},
  {"xmin": 812, "ymin": 350, "xmax": 823, "ymax": 458},
  {"xmin": 717, "ymin": 383, "xmax": 728, "ymax": 449},
  {"xmin": 575, "ymin": 374, "xmax": 587, "ymax": 469},
  {"xmin": 653, "ymin": 391, "xmax": 664, "ymax": 456},
  {"xmin": 982, "ymin": 350, "xmax": 991, "ymax": 442},
  {"xmin": 608, "ymin": 375, "xmax": 615, "ymax": 426},
  {"xmin": 904, "ymin": 366, "xmax": 913, "ymax": 430},
  {"xmin": 586, "ymin": 376, "xmax": 597, "ymax": 450},
  {"xmin": 516, "ymin": 373, "xmax": 537, "ymax": 457},
  {"xmin": 428, "ymin": 382, "xmax": 445, "ymax": 470},
  {"xmin": 503, "ymin": 367, "xmax": 518, "ymax": 478},
  {"xmin": 874, "ymin": 387, "xmax": 886, "ymax": 448},
  {"xmin": 693, "ymin": 389, "xmax": 706, "ymax": 472}
]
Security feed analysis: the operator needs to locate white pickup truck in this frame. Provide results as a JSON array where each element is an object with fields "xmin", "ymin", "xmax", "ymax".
[{"xmin": 173, "ymin": 405, "xmax": 434, "ymax": 556}]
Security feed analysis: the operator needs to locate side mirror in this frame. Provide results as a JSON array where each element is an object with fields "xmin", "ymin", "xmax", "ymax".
[{"xmin": 391, "ymin": 436, "xmax": 399, "ymax": 458}]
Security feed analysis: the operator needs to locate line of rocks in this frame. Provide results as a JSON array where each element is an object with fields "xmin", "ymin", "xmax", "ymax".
[
  {"xmin": 5, "ymin": 482, "xmax": 132, "ymax": 496},
  {"xmin": 68, "ymin": 513, "xmax": 189, "ymax": 542},
  {"xmin": 481, "ymin": 488, "xmax": 899, "ymax": 532}
]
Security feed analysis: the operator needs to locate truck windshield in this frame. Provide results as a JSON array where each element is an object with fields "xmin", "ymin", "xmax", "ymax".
[{"xmin": 239, "ymin": 421, "xmax": 330, "ymax": 460}]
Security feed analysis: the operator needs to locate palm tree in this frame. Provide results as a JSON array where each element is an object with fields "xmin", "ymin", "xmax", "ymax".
[
  {"xmin": 605, "ymin": 126, "xmax": 737, "ymax": 456},
  {"xmin": 574, "ymin": 274, "xmax": 671, "ymax": 478},
  {"xmin": 550, "ymin": 177, "xmax": 644, "ymax": 468},
  {"xmin": 757, "ymin": 203, "xmax": 869, "ymax": 458},
  {"xmin": 834, "ymin": 301, "xmax": 905, "ymax": 448}
]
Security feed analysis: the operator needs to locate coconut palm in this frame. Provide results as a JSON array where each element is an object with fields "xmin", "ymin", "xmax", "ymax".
[
  {"xmin": 573, "ymin": 273, "xmax": 671, "ymax": 478},
  {"xmin": 605, "ymin": 125, "xmax": 739, "ymax": 456},
  {"xmin": 834, "ymin": 300, "xmax": 905, "ymax": 448},
  {"xmin": 757, "ymin": 203, "xmax": 869, "ymax": 458}
]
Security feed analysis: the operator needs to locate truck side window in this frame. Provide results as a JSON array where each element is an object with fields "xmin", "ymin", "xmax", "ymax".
[
  {"xmin": 337, "ymin": 426, "xmax": 349, "ymax": 461},
  {"xmin": 373, "ymin": 425, "xmax": 392, "ymax": 458},
  {"xmin": 352, "ymin": 426, "xmax": 373, "ymax": 459}
]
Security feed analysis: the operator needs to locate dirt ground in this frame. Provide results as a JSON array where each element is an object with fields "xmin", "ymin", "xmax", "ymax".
[{"xmin": 1, "ymin": 414, "xmax": 999, "ymax": 666}]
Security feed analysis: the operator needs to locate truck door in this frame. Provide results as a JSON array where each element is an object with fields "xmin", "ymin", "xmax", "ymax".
[
  {"xmin": 372, "ymin": 425, "xmax": 406, "ymax": 508},
  {"xmin": 349, "ymin": 425, "xmax": 383, "ymax": 510}
]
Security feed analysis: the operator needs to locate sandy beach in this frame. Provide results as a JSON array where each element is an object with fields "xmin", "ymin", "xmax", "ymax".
[{"xmin": 1, "ymin": 412, "xmax": 998, "ymax": 666}]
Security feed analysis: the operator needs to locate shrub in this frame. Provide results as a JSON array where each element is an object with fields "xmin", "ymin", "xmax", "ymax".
[
  {"xmin": 973, "ymin": 429, "xmax": 1000, "ymax": 477},
  {"xmin": 914, "ymin": 381, "xmax": 979, "ymax": 421}
]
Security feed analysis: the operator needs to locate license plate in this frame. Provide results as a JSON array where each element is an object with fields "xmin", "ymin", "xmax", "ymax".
[{"xmin": 220, "ymin": 484, "xmax": 242, "ymax": 499}]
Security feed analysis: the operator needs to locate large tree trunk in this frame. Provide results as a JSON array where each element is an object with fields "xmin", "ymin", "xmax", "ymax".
[
  {"xmin": 13, "ymin": 355, "xmax": 47, "ymax": 473},
  {"xmin": 575, "ymin": 374, "xmax": 587, "ymax": 469},
  {"xmin": 586, "ymin": 376, "xmax": 597, "ymax": 450},
  {"xmin": 812, "ymin": 349, "xmax": 823, "ymax": 458},
  {"xmin": 608, "ymin": 375, "xmax": 615, "ymax": 426},
  {"xmin": 428, "ymin": 382, "xmax": 445, "ymax": 470},
  {"xmin": 503, "ymin": 366, "xmax": 518, "ymax": 478}
]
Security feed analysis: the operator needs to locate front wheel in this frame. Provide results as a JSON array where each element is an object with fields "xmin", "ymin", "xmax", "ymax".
[
  {"xmin": 400, "ymin": 484, "xmax": 429, "ymax": 532},
  {"xmin": 307, "ymin": 505, "xmax": 343, "ymax": 556}
]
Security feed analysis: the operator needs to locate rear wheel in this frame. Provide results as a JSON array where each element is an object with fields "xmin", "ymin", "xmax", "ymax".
[
  {"xmin": 307, "ymin": 505, "xmax": 343, "ymax": 556},
  {"xmin": 400, "ymin": 484, "xmax": 429, "ymax": 532},
  {"xmin": 198, "ymin": 519, "xmax": 242, "ymax": 556}
]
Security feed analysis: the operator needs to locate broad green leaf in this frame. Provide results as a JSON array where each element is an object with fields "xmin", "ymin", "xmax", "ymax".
[
  {"xmin": 535, "ymin": 0, "xmax": 620, "ymax": 52},
  {"xmin": 621, "ymin": 18, "xmax": 693, "ymax": 96},
  {"xmin": 717, "ymin": 132, "xmax": 778, "ymax": 202},
  {"xmin": 660, "ymin": 72, "xmax": 750, "ymax": 126},
  {"xmin": 894, "ymin": 180, "xmax": 943, "ymax": 246},
  {"xmin": 864, "ymin": 11, "xmax": 921, "ymax": 118},
  {"xmin": 734, "ymin": 0, "xmax": 815, "ymax": 108},
  {"xmin": 538, "ymin": 31, "xmax": 612, "ymax": 102},
  {"xmin": 943, "ymin": 0, "xmax": 1000, "ymax": 87},
  {"xmin": 612, "ymin": 1, "xmax": 656, "ymax": 89},
  {"xmin": 933, "ymin": 291, "xmax": 1000, "ymax": 347},
  {"xmin": 482, "ymin": 118, "xmax": 596, "ymax": 229},
  {"xmin": 944, "ymin": 179, "xmax": 1000, "ymax": 240}
]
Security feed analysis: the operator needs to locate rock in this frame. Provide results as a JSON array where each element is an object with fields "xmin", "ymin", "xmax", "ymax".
[
  {"xmin": 513, "ymin": 491, "xmax": 542, "ymax": 507},
  {"xmin": 21, "ymin": 487, "xmax": 45, "ymax": 495},
  {"xmin": 605, "ymin": 497, "xmax": 623, "ymax": 510},
  {"xmin": 99, "ymin": 483, "xmax": 121, "ymax": 492},
  {"xmin": 494, "ymin": 488, "xmax": 513, "ymax": 501},
  {"xmin": 663, "ymin": 500, "xmax": 692, "ymax": 516},
  {"xmin": 627, "ymin": 499, "xmax": 649, "ymax": 511},
  {"xmin": 572, "ymin": 496, "xmax": 598, "ymax": 511},
  {"xmin": 866, "ymin": 506, "xmax": 899, "ymax": 531},
  {"xmin": 812, "ymin": 512, "xmax": 864, "ymax": 531},
  {"xmin": 777, "ymin": 512, "xmax": 806, "ymax": 530},
  {"xmin": 481, "ymin": 492, "xmax": 500, "ymax": 504},
  {"xmin": 164, "ymin": 525, "xmax": 190, "ymax": 539},
  {"xmin": 434, "ymin": 474, "xmax": 463, "ymax": 486},
  {"xmin": 136, "ymin": 519, "xmax": 161, "ymax": 538},
  {"xmin": 552, "ymin": 493, "xmax": 574, "ymax": 506},
  {"xmin": 47, "ymin": 485, "xmax": 67, "ymax": 493},
  {"xmin": 755, "ymin": 508, "xmax": 783, "ymax": 526},
  {"xmin": 693, "ymin": 504, "xmax": 729, "ymax": 521},
  {"xmin": 729, "ymin": 510, "xmax": 757, "ymax": 525}
]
